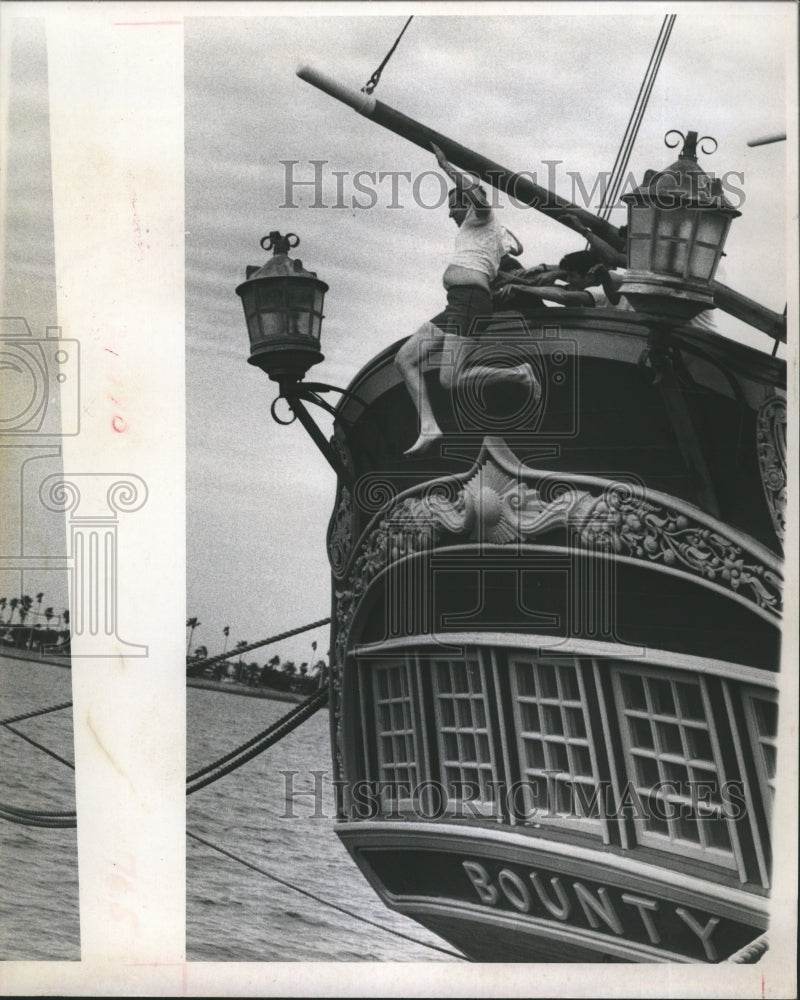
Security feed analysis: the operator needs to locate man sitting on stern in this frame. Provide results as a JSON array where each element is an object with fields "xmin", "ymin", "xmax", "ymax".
[{"xmin": 396, "ymin": 143, "xmax": 536, "ymax": 456}]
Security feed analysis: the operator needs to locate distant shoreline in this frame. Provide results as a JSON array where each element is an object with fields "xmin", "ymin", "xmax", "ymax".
[
  {"xmin": 187, "ymin": 676, "xmax": 308, "ymax": 704},
  {"xmin": 0, "ymin": 647, "xmax": 71, "ymax": 669},
  {"xmin": 0, "ymin": 652, "xmax": 315, "ymax": 705}
]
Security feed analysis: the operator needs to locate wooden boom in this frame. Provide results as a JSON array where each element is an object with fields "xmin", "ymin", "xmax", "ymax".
[{"xmin": 297, "ymin": 64, "xmax": 786, "ymax": 344}]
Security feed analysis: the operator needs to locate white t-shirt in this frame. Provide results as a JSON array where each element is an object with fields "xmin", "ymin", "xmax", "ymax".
[{"xmin": 449, "ymin": 204, "xmax": 504, "ymax": 281}]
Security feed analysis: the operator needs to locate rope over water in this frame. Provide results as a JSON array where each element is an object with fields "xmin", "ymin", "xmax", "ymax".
[
  {"xmin": 0, "ymin": 684, "xmax": 329, "ymax": 823},
  {"xmin": 187, "ymin": 687, "xmax": 329, "ymax": 794},
  {"xmin": 1, "ymin": 699, "xmax": 72, "ymax": 726},
  {"xmin": 186, "ymin": 830, "xmax": 465, "ymax": 960}
]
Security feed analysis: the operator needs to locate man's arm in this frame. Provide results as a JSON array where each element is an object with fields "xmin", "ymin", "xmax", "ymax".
[
  {"xmin": 561, "ymin": 213, "xmax": 622, "ymax": 266},
  {"xmin": 495, "ymin": 283, "xmax": 595, "ymax": 307},
  {"xmin": 431, "ymin": 143, "xmax": 490, "ymax": 216}
]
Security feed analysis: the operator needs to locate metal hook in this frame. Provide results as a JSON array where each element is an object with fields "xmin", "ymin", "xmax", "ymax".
[{"xmin": 271, "ymin": 394, "xmax": 297, "ymax": 425}]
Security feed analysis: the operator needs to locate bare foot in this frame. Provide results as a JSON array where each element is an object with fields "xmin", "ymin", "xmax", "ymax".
[{"xmin": 404, "ymin": 428, "xmax": 443, "ymax": 456}]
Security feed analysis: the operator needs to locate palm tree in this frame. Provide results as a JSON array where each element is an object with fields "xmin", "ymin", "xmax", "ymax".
[
  {"xmin": 8, "ymin": 597, "xmax": 19, "ymax": 624},
  {"xmin": 36, "ymin": 592, "xmax": 44, "ymax": 609},
  {"xmin": 186, "ymin": 616, "xmax": 201, "ymax": 654},
  {"xmin": 17, "ymin": 604, "xmax": 28, "ymax": 649},
  {"xmin": 42, "ymin": 607, "xmax": 55, "ymax": 652},
  {"xmin": 222, "ymin": 625, "xmax": 230, "ymax": 653},
  {"xmin": 234, "ymin": 640, "xmax": 248, "ymax": 683},
  {"xmin": 63, "ymin": 608, "xmax": 70, "ymax": 627},
  {"xmin": 0, "ymin": 597, "xmax": 6, "ymax": 622}
]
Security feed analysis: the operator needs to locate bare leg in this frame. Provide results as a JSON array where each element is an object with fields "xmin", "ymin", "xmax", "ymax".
[
  {"xmin": 395, "ymin": 322, "xmax": 447, "ymax": 455},
  {"xmin": 437, "ymin": 334, "xmax": 538, "ymax": 395},
  {"xmin": 460, "ymin": 362, "xmax": 540, "ymax": 399},
  {"xmin": 438, "ymin": 332, "xmax": 473, "ymax": 391}
]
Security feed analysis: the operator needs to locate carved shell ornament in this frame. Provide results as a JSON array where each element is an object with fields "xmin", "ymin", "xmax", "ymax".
[
  {"xmin": 756, "ymin": 393, "xmax": 786, "ymax": 543},
  {"xmin": 458, "ymin": 461, "xmax": 575, "ymax": 544}
]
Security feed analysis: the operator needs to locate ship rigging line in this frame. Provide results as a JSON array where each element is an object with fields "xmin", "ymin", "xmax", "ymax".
[
  {"xmin": 1, "ymin": 720, "xmax": 74, "ymax": 770},
  {"xmin": 1, "ymin": 686, "xmax": 330, "ymax": 823},
  {"xmin": 186, "ymin": 830, "xmax": 465, "ymax": 960},
  {"xmin": 186, "ymin": 686, "xmax": 328, "ymax": 794},
  {"xmin": 361, "ymin": 16, "xmax": 413, "ymax": 95},
  {"xmin": 598, "ymin": 14, "xmax": 676, "ymax": 223},
  {"xmin": 1, "ymin": 699, "xmax": 72, "ymax": 726},
  {"xmin": 0, "ymin": 802, "xmax": 76, "ymax": 829}
]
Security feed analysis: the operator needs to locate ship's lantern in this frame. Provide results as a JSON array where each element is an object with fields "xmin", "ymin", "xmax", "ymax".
[
  {"xmin": 620, "ymin": 131, "xmax": 741, "ymax": 321},
  {"xmin": 236, "ymin": 231, "xmax": 328, "ymax": 384}
]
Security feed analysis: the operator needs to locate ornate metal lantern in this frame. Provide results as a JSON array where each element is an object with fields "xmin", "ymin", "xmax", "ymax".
[
  {"xmin": 236, "ymin": 231, "xmax": 328, "ymax": 384},
  {"xmin": 619, "ymin": 131, "xmax": 741, "ymax": 321},
  {"xmin": 235, "ymin": 230, "xmax": 355, "ymax": 486}
]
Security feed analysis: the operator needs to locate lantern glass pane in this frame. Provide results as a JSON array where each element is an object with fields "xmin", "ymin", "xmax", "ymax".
[
  {"xmin": 309, "ymin": 312, "xmax": 322, "ymax": 341},
  {"xmin": 284, "ymin": 281, "xmax": 312, "ymax": 338},
  {"xmin": 654, "ymin": 238, "xmax": 688, "ymax": 276},
  {"xmin": 286, "ymin": 280, "xmax": 312, "ymax": 310},
  {"xmin": 313, "ymin": 286, "xmax": 325, "ymax": 316},
  {"xmin": 259, "ymin": 309, "xmax": 286, "ymax": 340},
  {"xmin": 255, "ymin": 283, "xmax": 284, "ymax": 312},
  {"xmin": 656, "ymin": 208, "xmax": 694, "ymax": 241},
  {"xmin": 688, "ymin": 245, "xmax": 718, "ymax": 282},
  {"xmin": 695, "ymin": 212, "xmax": 726, "ymax": 245},
  {"xmin": 628, "ymin": 236, "xmax": 652, "ymax": 270},
  {"xmin": 246, "ymin": 313, "xmax": 261, "ymax": 346},
  {"xmin": 629, "ymin": 206, "xmax": 652, "ymax": 235}
]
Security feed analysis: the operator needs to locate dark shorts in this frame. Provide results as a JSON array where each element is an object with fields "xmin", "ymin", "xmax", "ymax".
[{"xmin": 430, "ymin": 284, "xmax": 493, "ymax": 339}]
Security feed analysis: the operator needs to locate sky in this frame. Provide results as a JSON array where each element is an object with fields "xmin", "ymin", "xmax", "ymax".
[
  {"xmin": 1, "ymin": 17, "xmax": 67, "ymax": 623},
  {"xmin": 184, "ymin": 6, "xmax": 791, "ymax": 666}
]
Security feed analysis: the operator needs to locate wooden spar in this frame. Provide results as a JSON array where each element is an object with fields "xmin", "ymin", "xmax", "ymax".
[
  {"xmin": 297, "ymin": 64, "xmax": 787, "ymax": 345},
  {"xmin": 747, "ymin": 133, "xmax": 786, "ymax": 147},
  {"xmin": 296, "ymin": 64, "xmax": 625, "ymax": 250}
]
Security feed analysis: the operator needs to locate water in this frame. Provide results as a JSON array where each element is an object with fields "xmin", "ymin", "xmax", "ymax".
[
  {"xmin": 0, "ymin": 655, "xmax": 80, "ymax": 961},
  {"xmin": 187, "ymin": 687, "xmax": 460, "ymax": 962},
  {"xmin": 0, "ymin": 666, "xmax": 459, "ymax": 962}
]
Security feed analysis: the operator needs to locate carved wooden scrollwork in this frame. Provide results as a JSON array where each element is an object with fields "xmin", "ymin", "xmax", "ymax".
[{"xmin": 756, "ymin": 393, "xmax": 786, "ymax": 543}]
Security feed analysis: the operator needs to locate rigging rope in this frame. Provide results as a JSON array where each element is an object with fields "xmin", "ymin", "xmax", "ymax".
[
  {"xmin": 186, "ymin": 830, "xmax": 465, "ymax": 960},
  {"xmin": 1, "ymin": 721, "xmax": 75, "ymax": 770},
  {"xmin": 361, "ymin": 16, "xmax": 413, "ymax": 94},
  {"xmin": 1, "ymin": 699, "xmax": 72, "ymax": 726},
  {"xmin": 2, "ymin": 685, "xmax": 329, "ymax": 823},
  {"xmin": 598, "ymin": 14, "xmax": 676, "ymax": 223},
  {"xmin": 187, "ymin": 617, "xmax": 331, "ymax": 676},
  {"xmin": 187, "ymin": 687, "xmax": 329, "ymax": 794},
  {"xmin": 0, "ymin": 802, "xmax": 77, "ymax": 829}
]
